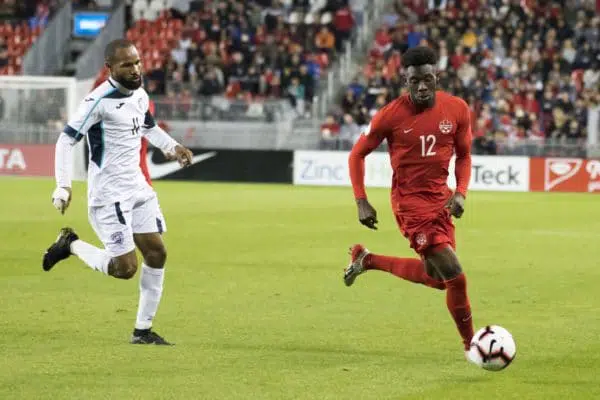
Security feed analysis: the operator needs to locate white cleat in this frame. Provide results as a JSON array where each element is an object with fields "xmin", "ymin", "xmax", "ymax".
[
  {"xmin": 343, "ymin": 244, "xmax": 370, "ymax": 287},
  {"xmin": 465, "ymin": 346, "xmax": 482, "ymax": 367}
]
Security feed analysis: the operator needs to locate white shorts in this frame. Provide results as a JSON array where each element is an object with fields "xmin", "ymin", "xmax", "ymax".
[{"xmin": 88, "ymin": 192, "xmax": 167, "ymax": 257}]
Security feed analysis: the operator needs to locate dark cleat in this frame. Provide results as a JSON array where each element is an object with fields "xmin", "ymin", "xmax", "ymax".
[
  {"xmin": 42, "ymin": 227, "xmax": 79, "ymax": 271},
  {"xmin": 130, "ymin": 329, "xmax": 174, "ymax": 345}
]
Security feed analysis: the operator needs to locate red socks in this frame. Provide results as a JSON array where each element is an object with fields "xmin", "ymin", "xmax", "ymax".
[
  {"xmin": 365, "ymin": 254, "xmax": 446, "ymax": 290},
  {"xmin": 363, "ymin": 254, "xmax": 473, "ymax": 350},
  {"xmin": 444, "ymin": 273, "xmax": 474, "ymax": 350}
]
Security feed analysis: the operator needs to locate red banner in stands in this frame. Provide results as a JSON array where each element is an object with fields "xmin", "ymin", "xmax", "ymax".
[
  {"xmin": 530, "ymin": 157, "xmax": 600, "ymax": 193},
  {"xmin": 0, "ymin": 144, "xmax": 54, "ymax": 177}
]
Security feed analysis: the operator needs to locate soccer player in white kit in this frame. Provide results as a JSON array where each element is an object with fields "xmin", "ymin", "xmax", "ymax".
[{"xmin": 42, "ymin": 39, "xmax": 193, "ymax": 345}]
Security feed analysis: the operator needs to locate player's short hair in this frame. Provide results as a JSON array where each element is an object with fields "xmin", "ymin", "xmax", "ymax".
[
  {"xmin": 104, "ymin": 39, "xmax": 135, "ymax": 64},
  {"xmin": 402, "ymin": 46, "xmax": 438, "ymax": 68}
]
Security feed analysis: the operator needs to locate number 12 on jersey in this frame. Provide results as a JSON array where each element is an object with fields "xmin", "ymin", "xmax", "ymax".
[{"xmin": 420, "ymin": 134, "xmax": 436, "ymax": 157}]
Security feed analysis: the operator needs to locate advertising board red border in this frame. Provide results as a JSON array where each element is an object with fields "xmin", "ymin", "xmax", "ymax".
[
  {"xmin": 0, "ymin": 144, "xmax": 54, "ymax": 177},
  {"xmin": 530, "ymin": 157, "xmax": 600, "ymax": 193}
]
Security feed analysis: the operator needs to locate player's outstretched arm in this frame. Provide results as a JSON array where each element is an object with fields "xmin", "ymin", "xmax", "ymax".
[
  {"xmin": 447, "ymin": 99, "xmax": 473, "ymax": 219},
  {"xmin": 52, "ymin": 133, "xmax": 76, "ymax": 214},
  {"xmin": 348, "ymin": 110, "xmax": 390, "ymax": 230}
]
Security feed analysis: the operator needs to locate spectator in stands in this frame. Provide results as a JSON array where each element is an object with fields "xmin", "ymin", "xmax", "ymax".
[
  {"xmin": 567, "ymin": 120, "xmax": 584, "ymax": 142},
  {"xmin": 583, "ymin": 63, "xmax": 600, "ymax": 90},
  {"xmin": 547, "ymin": 107, "xmax": 569, "ymax": 140},
  {"xmin": 341, "ymin": 88, "xmax": 356, "ymax": 114},
  {"xmin": 0, "ymin": 0, "xmax": 16, "ymax": 19},
  {"xmin": 0, "ymin": 38, "xmax": 8, "ymax": 68},
  {"xmin": 298, "ymin": 64, "xmax": 314, "ymax": 115},
  {"xmin": 347, "ymin": 75, "xmax": 365, "ymax": 98},
  {"xmin": 333, "ymin": 2, "xmax": 354, "ymax": 51},
  {"xmin": 199, "ymin": 68, "xmax": 222, "ymax": 97},
  {"xmin": 315, "ymin": 26, "xmax": 336, "ymax": 56},
  {"xmin": 28, "ymin": 2, "xmax": 50, "ymax": 30},
  {"xmin": 262, "ymin": 1, "xmax": 284, "ymax": 33},
  {"xmin": 287, "ymin": 76, "xmax": 305, "ymax": 116},
  {"xmin": 339, "ymin": 113, "xmax": 360, "ymax": 150},
  {"xmin": 320, "ymin": 114, "xmax": 341, "ymax": 149}
]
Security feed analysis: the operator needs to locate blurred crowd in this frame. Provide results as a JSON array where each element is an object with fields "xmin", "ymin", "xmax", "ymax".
[
  {"xmin": 138, "ymin": 0, "xmax": 356, "ymax": 118},
  {"xmin": 0, "ymin": 0, "xmax": 58, "ymax": 22},
  {"xmin": 0, "ymin": 0, "xmax": 57, "ymax": 74},
  {"xmin": 322, "ymin": 0, "xmax": 600, "ymax": 156}
]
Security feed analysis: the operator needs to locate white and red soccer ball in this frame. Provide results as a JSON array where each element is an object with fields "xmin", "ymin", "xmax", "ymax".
[{"xmin": 468, "ymin": 325, "xmax": 516, "ymax": 371}]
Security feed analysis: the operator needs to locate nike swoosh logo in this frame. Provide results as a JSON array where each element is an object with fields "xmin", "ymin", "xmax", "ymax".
[
  {"xmin": 147, "ymin": 150, "xmax": 217, "ymax": 179},
  {"xmin": 404, "ymin": 129, "xmax": 413, "ymax": 133}
]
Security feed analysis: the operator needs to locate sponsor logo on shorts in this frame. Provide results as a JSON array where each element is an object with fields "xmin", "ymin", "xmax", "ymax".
[{"xmin": 110, "ymin": 231, "xmax": 124, "ymax": 245}]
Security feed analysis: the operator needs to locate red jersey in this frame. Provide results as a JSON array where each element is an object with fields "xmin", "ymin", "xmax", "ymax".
[{"xmin": 349, "ymin": 91, "xmax": 472, "ymax": 216}]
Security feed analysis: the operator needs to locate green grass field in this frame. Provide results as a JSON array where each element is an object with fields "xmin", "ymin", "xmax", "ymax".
[{"xmin": 2, "ymin": 177, "xmax": 600, "ymax": 399}]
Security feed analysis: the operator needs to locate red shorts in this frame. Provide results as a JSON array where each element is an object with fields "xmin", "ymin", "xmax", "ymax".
[{"xmin": 394, "ymin": 208, "xmax": 456, "ymax": 257}]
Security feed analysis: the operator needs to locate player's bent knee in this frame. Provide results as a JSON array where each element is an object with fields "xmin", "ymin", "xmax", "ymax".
[
  {"xmin": 111, "ymin": 252, "xmax": 138, "ymax": 279},
  {"xmin": 111, "ymin": 264, "xmax": 137, "ymax": 279},
  {"xmin": 440, "ymin": 262, "xmax": 462, "ymax": 279},
  {"xmin": 425, "ymin": 245, "xmax": 462, "ymax": 280},
  {"xmin": 144, "ymin": 247, "xmax": 167, "ymax": 269},
  {"xmin": 435, "ymin": 258, "xmax": 462, "ymax": 279},
  {"xmin": 424, "ymin": 259, "xmax": 442, "ymax": 281},
  {"xmin": 113, "ymin": 262, "xmax": 137, "ymax": 279}
]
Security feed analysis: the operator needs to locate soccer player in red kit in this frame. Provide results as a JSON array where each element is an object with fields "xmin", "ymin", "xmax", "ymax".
[{"xmin": 344, "ymin": 46, "xmax": 476, "ymax": 362}]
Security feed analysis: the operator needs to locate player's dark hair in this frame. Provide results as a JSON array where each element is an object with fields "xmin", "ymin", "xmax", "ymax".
[
  {"xmin": 104, "ymin": 39, "xmax": 135, "ymax": 63},
  {"xmin": 402, "ymin": 46, "xmax": 438, "ymax": 68}
]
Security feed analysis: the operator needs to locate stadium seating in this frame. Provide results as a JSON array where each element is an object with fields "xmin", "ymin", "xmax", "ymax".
[
  {"xmin": 113, "ymin": 0, "xmax": 357, "ymax": 119},
  {"xmin": 326, "ymin": 0, "xmax": 600, "ymax": 156},
  {"xmin": 0, "ymin": 0, "xmax": 50, "ymax": 75}
]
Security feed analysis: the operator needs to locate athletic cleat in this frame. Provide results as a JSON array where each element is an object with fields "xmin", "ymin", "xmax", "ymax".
[
  {"xmin": 465, "ymin": 346, "xmax": 481, "ymax": 366},
  {"xmin": 42, "ymin": 227, "xmax": 79, "ymax": 271},
  {"xmin": 343, "ymin": 244, "xmax": 370, "ymax": 287},
  {"xmin": 130, "ymin": 329, "xmax": 173, "ymax": 345}
]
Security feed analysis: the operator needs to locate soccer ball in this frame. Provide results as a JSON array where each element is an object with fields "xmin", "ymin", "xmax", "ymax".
[{"xmin": 468, "ymin": 325, "xmax": 516, "ymax": 371}]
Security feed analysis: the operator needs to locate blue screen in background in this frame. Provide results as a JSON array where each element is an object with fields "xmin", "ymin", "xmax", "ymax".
[{"xmin": 73, "ymin": 12, "xmax": 109, "ymax": 37}]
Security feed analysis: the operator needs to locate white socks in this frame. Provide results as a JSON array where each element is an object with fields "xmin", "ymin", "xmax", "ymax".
[
  {"xmin": 70, "ymin": 239, "xmax": 111, "ymax": 275},
  {"xmin": 135, "ymin": 263, "xmax": 165, "ymax": 330},
  {"xmin": 70, "ymin": 241, "xmax": 165, "ymax": 330}
]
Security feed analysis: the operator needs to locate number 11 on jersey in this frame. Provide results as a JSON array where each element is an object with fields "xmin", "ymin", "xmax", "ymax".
[{"xmin": 420, "ymin": 134, "xmax": 436, "ymax": 157}]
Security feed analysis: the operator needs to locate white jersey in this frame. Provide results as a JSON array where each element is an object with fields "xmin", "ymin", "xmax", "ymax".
[{"xmin": 63, "ymin": 78, "xmax": 160, "ymax": 206}]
